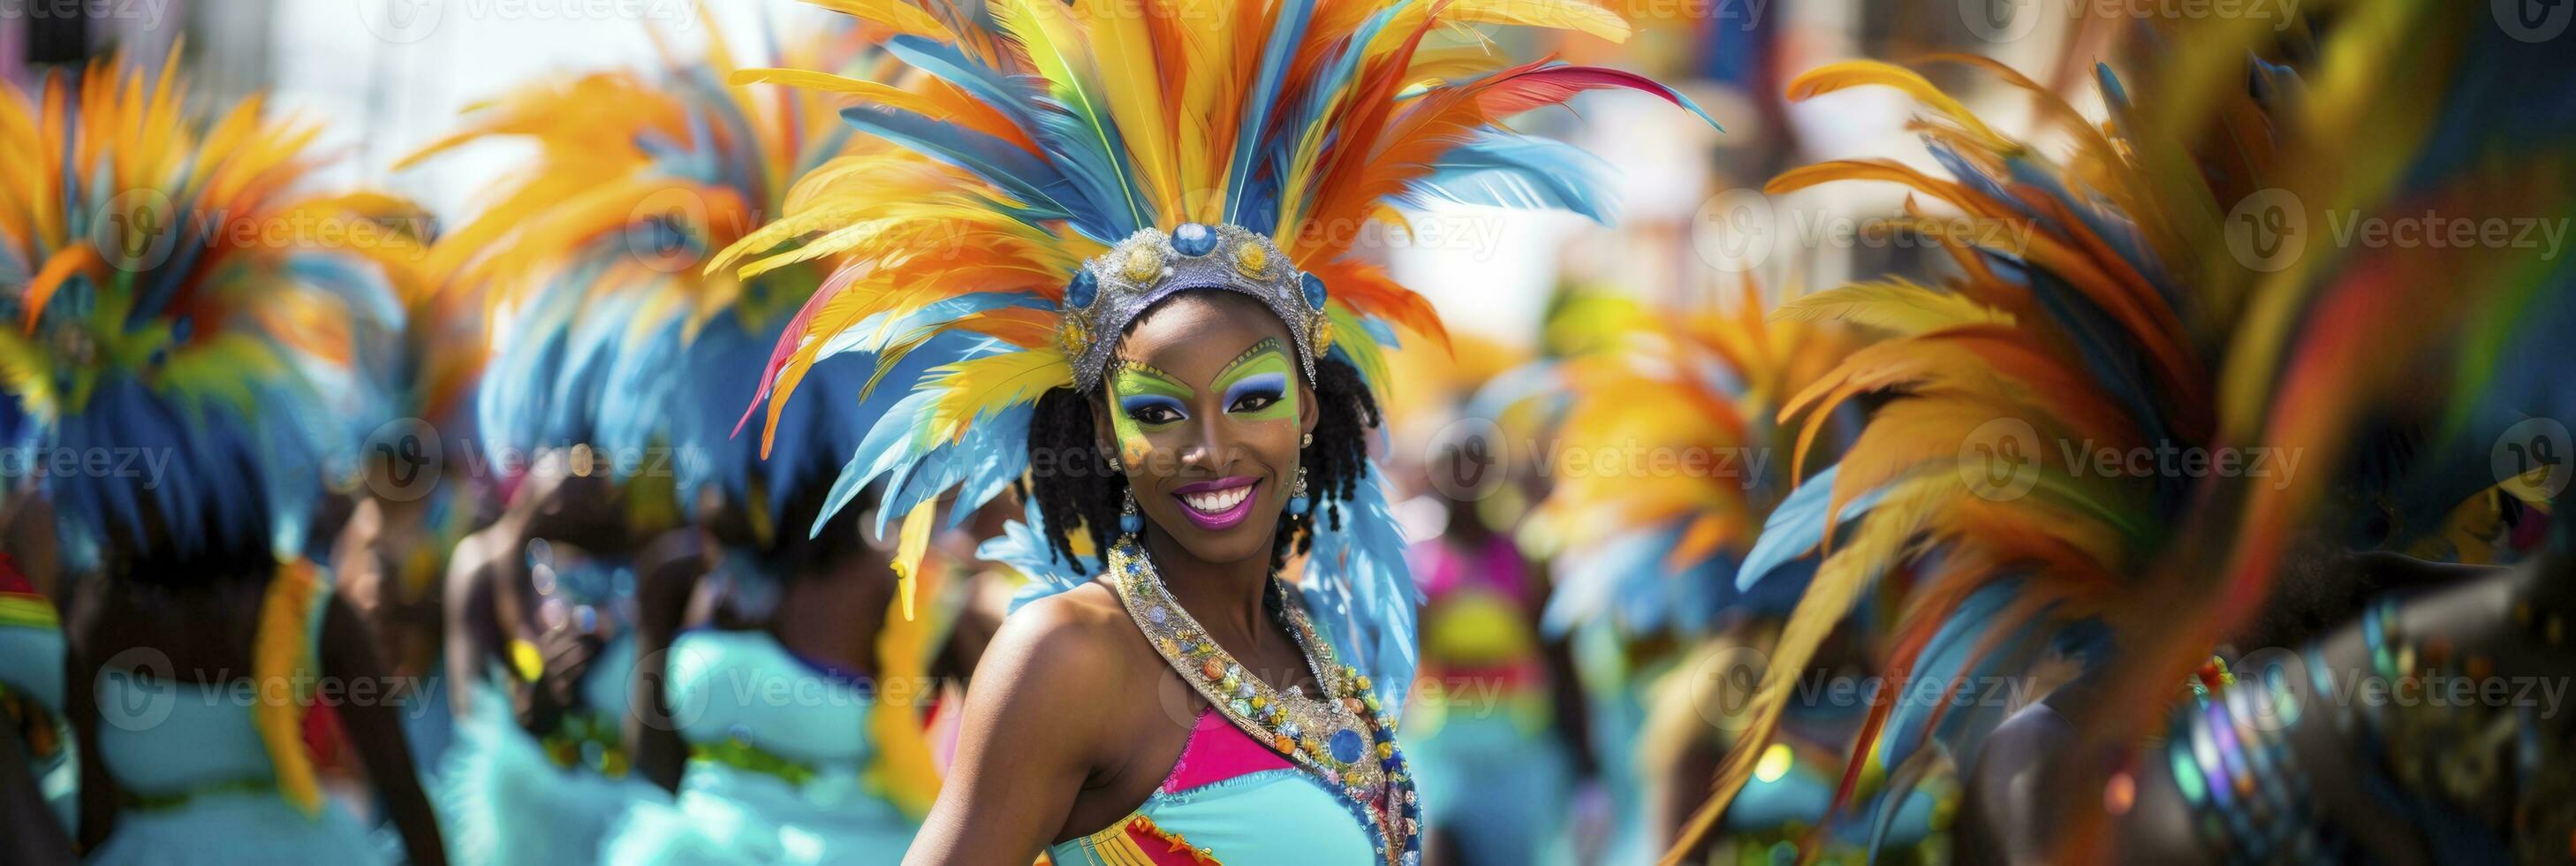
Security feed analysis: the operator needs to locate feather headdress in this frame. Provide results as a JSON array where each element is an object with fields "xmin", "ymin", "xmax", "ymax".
[
  {"xmin": 723, "ymin": 0, "xmax": 1717, "ymax": 706},
  {"xmin": 0, "ymin": 49, "xmax": 420, "ymax": 570},
  {"xmin": 413, "ymin": 23, "xmax": 965, "ymax": 811},
  {"xmin": 1530, "ymin": 282, "xmax": 1868, "ymax": 641},
  {"xmin": 0, "ymin": 49, "xmax": 424, "ymax": 819},
  {"xmin": 405, "ymin": 23, "xmax": 902, "ymax": 519},
  {"xmin": 1673, "ymin": 5, "xmax": 2576, "ymax": 859}
]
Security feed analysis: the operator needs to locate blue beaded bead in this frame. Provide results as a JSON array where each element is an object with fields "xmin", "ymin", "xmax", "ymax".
[
  {"xmin": 1301, "ymin": 271, "xmax": 1328, "ymax": 308},
  {"xmin": 1120, "ymin": 512, "xmax": 1143, "ymax": 534},
  {"xmin": 1329, "ymin": 728, "xmax": 1365, "ymax": 763},
  {"xmin": 1173, "ymin": 223, "xmax": 1218, "ymax": 256},
  {"xmin": 1288, "ymin": 495, "xmax": 1311, "ymax": 516},
  {"xmin": 1065, "ymin": 269, "xmax": 1099, "ymax": 308}
]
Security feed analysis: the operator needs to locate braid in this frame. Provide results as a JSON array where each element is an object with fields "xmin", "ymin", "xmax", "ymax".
[
  {"xmin": 1269, "ymin": 356, "xmax": 1380, "ymax": 571},
  {"xmin": 1023, "ymin": 356, "xmax": 1382, "ymax": 576},
  {"xmin": 1027, "ymin": 387, "xmax": 1126, "ymax": 574}
]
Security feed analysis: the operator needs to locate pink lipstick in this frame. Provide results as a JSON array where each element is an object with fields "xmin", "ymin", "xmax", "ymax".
[{"xmin": 1171, "ymin": 476, "xmax": 1261, "ymax": 531}]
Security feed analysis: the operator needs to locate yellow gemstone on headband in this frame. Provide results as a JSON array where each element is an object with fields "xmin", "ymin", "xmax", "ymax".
[
  {"xmin": 1120, "ymin": 246, "xmax": 1163, "ymax": 283},
  {"xmin": 1233, "ymin": 241, "xmax": 1269, "ymax": 277}
]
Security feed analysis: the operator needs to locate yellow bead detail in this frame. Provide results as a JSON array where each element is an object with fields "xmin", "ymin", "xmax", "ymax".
[
  {"xmin": 1233, "ymin": 241, "xmax": 1269, "ymax": 277},
  {"xmin": 1120, "ymin": 245, "xmax": 1163, "ymax": 283}
]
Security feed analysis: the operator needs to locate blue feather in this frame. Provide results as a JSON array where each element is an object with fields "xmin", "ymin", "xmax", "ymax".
[
  {"xmin": 1296, "ymin": 461, "xmax": 1419, "ymax": 710},
  {"xmin": 1400, "ymin": 133, "xmax": 1620, "ymax": 222},
  {"xmin": 1737, "ymin": 465, "xmax": 1895, "ymax": 592},
  {"xmin": 1224, "ymin": 0, "xmax": 1317, "ymax": 222},
  {"xmin": 840, "ymin": 105, "xmax": 1095, "ymax": 232}
]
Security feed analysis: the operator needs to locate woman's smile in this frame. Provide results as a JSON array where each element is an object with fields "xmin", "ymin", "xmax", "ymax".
[{"xmin": 1174, "ymin": 477, "xmax": 1261, "ymax": 529}]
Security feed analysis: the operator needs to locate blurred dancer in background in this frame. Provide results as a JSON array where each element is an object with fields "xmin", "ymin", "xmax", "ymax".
[
  {"xmin": 1383, "ymin": 338, "xmax": 1582, "ymax": 866},
  {"xmin": 4, "ymin": 51, "xmax": 444, "ymax": 865},
  {"xmin": 402, "ymin": 35, "xmax": 773, "ymax": 865},
  {"xmin": 327, "ymin": 270, "xmax": 492, "ymax": 849},
  {"xmin": 578, "ymin": 27, "xmax": 971, "ymax": 863},
  {"xmin": 1681, "ymin": 4, "xmax": 2576, "ymax": 861},
  {"xmin": 1, "ymin": 485, "xmax": 72, "ymax": 862}
]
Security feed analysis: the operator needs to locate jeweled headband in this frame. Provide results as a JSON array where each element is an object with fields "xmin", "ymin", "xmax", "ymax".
[{"xmin": 1059, "ymin": 222, "xmax": 1331, "ymax": 391}]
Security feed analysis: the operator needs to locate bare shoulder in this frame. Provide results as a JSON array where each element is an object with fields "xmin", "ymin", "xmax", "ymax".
[{"xmin": 978, "ymin": 581, "xmax": 1149, "ymax": 688}]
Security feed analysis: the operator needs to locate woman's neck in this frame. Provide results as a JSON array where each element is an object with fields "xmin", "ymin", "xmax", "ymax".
[{"xmin": 1138, "ymin": 526, "xmax": 1273, "ymax": 643}]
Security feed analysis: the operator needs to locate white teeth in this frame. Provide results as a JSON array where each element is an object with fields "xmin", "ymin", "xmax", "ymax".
[{"xmin": 1180, "ymin": 485, "xmax": 1254, "ymax": 514}]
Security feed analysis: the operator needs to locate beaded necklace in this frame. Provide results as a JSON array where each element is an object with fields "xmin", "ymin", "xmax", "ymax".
[{"xmin": 1104, "ymin": 536, "xmax": 1421, "ymax": 866}]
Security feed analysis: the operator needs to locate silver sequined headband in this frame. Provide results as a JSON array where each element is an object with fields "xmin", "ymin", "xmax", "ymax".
[{"xmin": 1058, "ymin": 223, "xmax": 1331, "ymax": 391}]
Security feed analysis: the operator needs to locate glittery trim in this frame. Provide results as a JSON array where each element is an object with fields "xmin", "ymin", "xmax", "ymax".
[
  {"xmin": 1064, "ymin": 225, "xmax": 1323, "ymax": 392},
  {"xmin": 1103, "ymin": 536, "xmax": 1420, "ymax": 865},
  {"xmin": 1075, "ymin": 813, "xmax": 1224, "ymax": 865}
]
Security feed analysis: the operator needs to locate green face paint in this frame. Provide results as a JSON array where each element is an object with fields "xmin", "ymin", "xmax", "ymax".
[
  {"xmin": 1214, "ymin": 338, "xmax": 1297, "ymax": 422},
  {"xmin": 1109, "ymin": 361, "xmax": 1194, "ymax": 465}
]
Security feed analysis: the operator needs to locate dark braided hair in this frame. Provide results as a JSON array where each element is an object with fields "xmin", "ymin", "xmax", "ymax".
[{"xmin": 1027, "ymin": 353, "xmax": 1380, "ymax": 576}]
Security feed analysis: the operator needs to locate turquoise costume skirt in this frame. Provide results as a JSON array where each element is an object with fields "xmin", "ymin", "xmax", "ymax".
[
  {"xmin": 600, "ymin": 762, "xmax": 919, "ymax": 864},
  {"xmin": 438, "ymin": 685, "xmax": 663, "ymax": 866},
  {"xmin": 87, "ymin": 788, "xmax": 385, "ymax": 866}
]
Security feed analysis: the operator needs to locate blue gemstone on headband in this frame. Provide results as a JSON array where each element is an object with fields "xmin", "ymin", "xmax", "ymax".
[
  {"xmin": 1066, "ymin": 269, "xmax": 1098, "ymax": 308},
  {"xmin": 1301, "ymin": 272, "xmax": 1328, "ymax": 308},
  {"xmin": 1173, "ymin": 223, "xmax": 1218, "ymax": 256}
]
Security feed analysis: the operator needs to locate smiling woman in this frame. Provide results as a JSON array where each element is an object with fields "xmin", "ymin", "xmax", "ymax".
[
  {"xmin": 1029, "ymin": 293, "xmax": 1378, "ymax": 578},
  {"xmin": 714, "ymin": 0, "xmax": 1716, "ymax": 858}
]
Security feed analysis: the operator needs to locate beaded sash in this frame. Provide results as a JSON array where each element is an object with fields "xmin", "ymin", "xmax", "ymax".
[{"xmin": 1103, "ymin": 536, "xmax": 1421, "ymax": 865}]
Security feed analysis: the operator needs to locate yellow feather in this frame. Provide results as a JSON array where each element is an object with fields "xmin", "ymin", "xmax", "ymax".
[
  {"xmin": 923, "ymin": 346, "xmax": 1075, "ymax": 442},
  {"xmin": 1439, "ymin": 0, "xmax": 1629, "ymax": 43},
  {"xmin": 1172, "ymin": 0, "xmax": 1236, "ymax": 217},
  {"xmin": 1080, "ymin": 0, "xmax": 1182, "ymax": 220},
  {"xmin": 728, "ymin": 68, "xmax": 956, "ymax": 114},
  {"xmin": 253, "ymin": 560, "xmax": 326, "ymax": 818},
  {"xmin": 891, "ymin": 500, "xmax": 938, "ymax": 620},
  {"xmin": 864, "ymin": 551, "xmax": 944, "ymax": 817},
  {"xmin": 1785, "ymin": 61, "xmax": 2011, "ymax": 153},
  {"xmin": 803, "ymin": 0, "xmax": 958, "ymax": 42},
  {"xmin": 1769, "ymin": 278, "xmax": 2013, "ymax": 336},
  {"xmin": 1666, "ymin": 473, "xmax": 1953, "ymax": 862}
]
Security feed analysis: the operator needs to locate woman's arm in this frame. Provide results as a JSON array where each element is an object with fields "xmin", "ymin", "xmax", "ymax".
[
  {"xmin": 318, "ymin": 595, "xmax": 448, "ymax": 866},
  {"xmin": 626, "ymin": 528, "xmax": 708, "ymax": 792},
  {"xmin": 0, "ymin": 719, "xmax": 75, "ymax": 864},
  {"xmin": 903, "ymin": 597, "xmax": 1118, "ymax": 864},
  {"xmin": 63, "ymin": 588, "xmax": 116, "ymax": 853}
]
